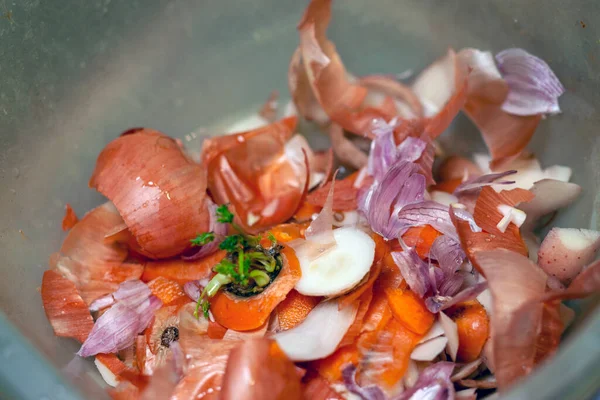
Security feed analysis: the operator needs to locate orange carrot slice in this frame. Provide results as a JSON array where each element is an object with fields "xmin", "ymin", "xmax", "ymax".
[
  {"xmin": 385, "ymin": 287, "xmax": 435, "ymax": 335},
  {"xmin": 337, "ymin": 260, "xmax": 382, "ymax": 310},
  {"xmin": 358, "ymin": 317, "xmax": 421, "ymax": 389},
  {"xmin": 276, "ymin": 290, "xmax": 321, "ymax": 331},
  {"xmin": 141, "ymin": 250, "xmax": 226, "ymax": 285},
  {"xmin": 339, "ymin": 288, "xmax": 373, "ymax": 348},
  {"xmin": 207, "ymin": 321, "xmax": 228, "ymax": 340},
  {"xmin": 446, "ymin": 300, "xmax": 490, "ymax": 362},
  {"xmin": 312, "ymin": 344, "xmax": 360, "ymax": 383},
  {"xmin": 303, "ymin": 372, "xmax": 345, "ymax": 399},
  {"xmin": 401, "ymin": 225, "xmax": 443, "ymax": 259},
  {"xmin": 147, "ymin": 276, "xmax": 188, "ymax": 306},
  {"xmin": 210, "ymin": 246, "xmax": 301, "ymax": 331},
  {"xmin": 293, "ymin": 202, "xmax": 322, "ymax": 222},
  {"xmin": 267, "ymin": 222, "xmax": 309, "ymax": 243},
  {"xmin": 41, "ymin": 270, "xmax": 94, "ymax": 343},
  {"xmin": 62, "ymin": 203, "xmax": 79, "ymax": 231}
]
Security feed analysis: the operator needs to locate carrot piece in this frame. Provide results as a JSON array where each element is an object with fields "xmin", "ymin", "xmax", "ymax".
[
  {"xmin": 339, "ymin": 288, "xmax": 373, "ymax": 347},
  {"xmin": 293, "ymin": 202, "xmax": 322, "ymax": 222},
  {"xmin": 141, "ymin": 250, "xmax": 226, "ymax": 285},
  {"xmin": 358, "ymin": 317, "xmax": 421, "ymax": 389},
  {"xmin": 384, "ymin": 287, "xmax": 435, "ymax": 335},
  {"xmin": 430, "ymin": 178, "xmax": 463, "ymax": 194},
  {"xmin": 401, "ymin": 225, "xmax": 443, "ymax": 259},
  {"xmin": 378, "ymin": 253, "xmax": 405, "ymax": 292},
  {"xmin": 312, "ymin": 344, "xmax": 360, "ymax": 383},
  {"xmin": 276, "ymin": 290, "xmax": 321, "ymax": 331},
  {"xmin": 372, "ymin": 232, "xmax": 390, "ymax": 263},
  {"xmin": 303, "ymin": 372, "xmax": 345, "ymax": 400},
  {"xmin": 210, "ymin": 246, "xmax": 301, "ymax": 331},
  {"xmin": 267, "ymin": 222, "xmax": 309, "ymax": 243},
  {"xmin": 62, "ymin": 203, "xmax": 79, "ymax": 231},
  {"xmin": 446, "ymin": 300, "xmax": 490, "ymax": 362},
  {"xmin": 207, "ymin": 321, "xmax": 228, "ymax": 340},
  {"xmin": 338, "ymin": 261, "xmax": 381, "ymax": 310},
  {"xmin": 360, "ymin": 288, "xmax": 393, "ymax": 337},
  {"xmin": 41, "ymin": 270, "xmax": 94, "ymax": 343},
  {"xmin": 147, "ymin": 276, "xmax": 188, "ymax": 306}
]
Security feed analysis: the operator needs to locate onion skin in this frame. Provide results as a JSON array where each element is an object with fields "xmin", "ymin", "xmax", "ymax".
[
  {"xmin": 474, "ymin": 250, "xmax": 547, "ymax": 390},
  {"xmin": 459, "ymin": 49, "xmax": 542, "ymax": 169},
  {"xmin": 206, "ymin": 117, "xmax": 308, "ymax": 233},
  {"xmin": 62, "ymin": 203, "xmax": 79, "ymax": 231},
  {"xmin": 53, "ymin": 203, "xmax": 143, "ymax": 305},
  {"xmin": 41, "ymin": 270, "xmax": 94, "ymax": 343},
  {"xmin": 537, "ymin": 228, "xmax": 600, "ymax": 284},
  {"xmin": 90, "ymin": 129, "xmax": 211, "ymax": 259},
  {"xmin": 220, "ymin": 339, "xmax": 302, "ymax": 400}
]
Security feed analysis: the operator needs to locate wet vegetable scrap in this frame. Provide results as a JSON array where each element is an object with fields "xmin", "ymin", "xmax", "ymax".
[{"xmin": 40, "ymin": 0, "xmax": 596, "ymax": 399}]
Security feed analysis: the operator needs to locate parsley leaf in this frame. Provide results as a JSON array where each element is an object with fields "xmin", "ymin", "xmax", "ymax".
[
  {"xmin": 219, "ymin": 234, "xmax": 246, "ymax": 252},
  {"xmin": 201, "ymin": 301, "xmax": 211, "ymax": 319},
  {"xmin": 190, "ymin": 232, "xmax": 215, "ymax": 247},
  {"xmin": 267, "ymin": 232, "xmax": 277, "ymax": 246},
  {"xmin": 216, "ymin": 204, "xmax": 234, "ymax": 224}
]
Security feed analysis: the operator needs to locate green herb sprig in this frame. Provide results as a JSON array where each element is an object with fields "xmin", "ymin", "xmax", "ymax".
[{"xmin": 191, "ymin": 204, "xmax": 283, "ymax": 319}]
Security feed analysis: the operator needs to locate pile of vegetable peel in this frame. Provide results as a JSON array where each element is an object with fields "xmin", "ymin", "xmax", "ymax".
[{"xmin": 40, "ymin": 1, "xmax": 600, "ymax": 399}]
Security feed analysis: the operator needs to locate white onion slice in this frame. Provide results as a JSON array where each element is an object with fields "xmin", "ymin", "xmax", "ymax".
[
  {"xmin": 94, "ymin": 357, "xmax": 119, "ymax": 387},
  {"xmin": 403, "ymin": 360, "xmax": 420, "ymax": 388},
  {"xmin": 294, "ymin": 227, "xmax": 375, "ymax": 296},
  {"xmin": 473, "ymin": 153, "xmax": 571, "ymax": 191},
  {"xmin": 418, "ymin": 320, "xmax": 445, "ymax": 344},
  {"xmin": 496, "ymin": 204, "xmax": 527, "ymax": 233},
  {"xmin": 559, "ymin": 304, "xmax": 575, "ymax": 329},
  {"xmin": 430, "ymin": 190, "xmax": 459, "ymax": 207},
  {"xmin": 538, "ymin": 228, "xmax": 600, "ymax": 283},
  {"xmin": 274, "ymin": 299, "xmax": 358, "ymax": 361},
  {"xmin": 332, "ymin": 211, "xmax": 360, "ymax": 228},
  {"xmin": 519, "ymin": 179, "xmax": 582, "ymax": 232},
  {"xmin": 439, "ymin": 312, "xmax": 459, "ymax": 361},
  {"xmin": 411, "ymin": 336, "xmax": 448, "ymax": 361},
  {"xmin": 456, "ymin": 388, "xmax": 477, "ymax": 398}
]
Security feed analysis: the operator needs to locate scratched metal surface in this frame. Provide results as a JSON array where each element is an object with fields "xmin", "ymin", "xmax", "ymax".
[{"xmin": 0, "ymin": 0, "xmax": 598, "ymax": 398}]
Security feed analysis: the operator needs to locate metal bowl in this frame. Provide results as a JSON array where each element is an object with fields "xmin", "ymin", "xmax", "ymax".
[{"xmin": 0, "ymin": 0, "xmax": 598, "ymax": 398}]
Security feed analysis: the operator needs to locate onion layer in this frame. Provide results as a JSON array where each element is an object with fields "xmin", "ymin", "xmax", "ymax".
[{"xmin": 90, "ymin": 129, "xmax": 211, "ymax": 259}]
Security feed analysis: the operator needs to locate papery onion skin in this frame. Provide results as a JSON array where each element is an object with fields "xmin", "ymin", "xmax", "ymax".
[
  {"xmin": 206, "ymin": 117, "xmax": 308, "ymax": 233},
  {"xmin": 474, "ymin": 250, "xmax": 547, "ymax": 390},
  {"xmin": 220, "ymin": 339, "xmax": 302, "ymax": 400},
  {"xmin": 62, "ymin": 203, "xmax": 79, "ymax": 231},
  {"xmin": 460, "ymin": 48, "xmax": 541, "ymax": 170},
  {"xmin": 518, "ymin": 179, "xmax": 582, "ymax": 232},
  {"xmin": 90, "ymin": 129, "xmax": 211, "ymax": 259},
  {"xmin": 496, "ymin": 48, "xmax": 565, "ymax": 116},
  {"xmin": 53, "ymin": 202, "xmax": 143, "ymax": 305},
  {"xmin": 392, "ymin": 361, "xmax": 456, "ymax": 400},
  {"xmin": 362, "ymin": 161, "xmax": 426, "ymax": 240},
  {"xmin": 41, "ymin": 270, "xmax": 94, "ymax": 343}
]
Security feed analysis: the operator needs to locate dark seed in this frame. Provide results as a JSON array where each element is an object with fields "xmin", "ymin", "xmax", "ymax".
[{"xmin": 161, "ymin": 326, "xmax": 179, "ymax": 347}]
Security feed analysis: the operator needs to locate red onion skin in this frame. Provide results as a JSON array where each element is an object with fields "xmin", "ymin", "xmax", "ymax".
[
  {"xmin": 90, "ymin": 129, "xmax": 211, "ymax": 259},
  {"xmin": 41, "ymin": 270, "xmax": 94, "ymax": 343}
]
